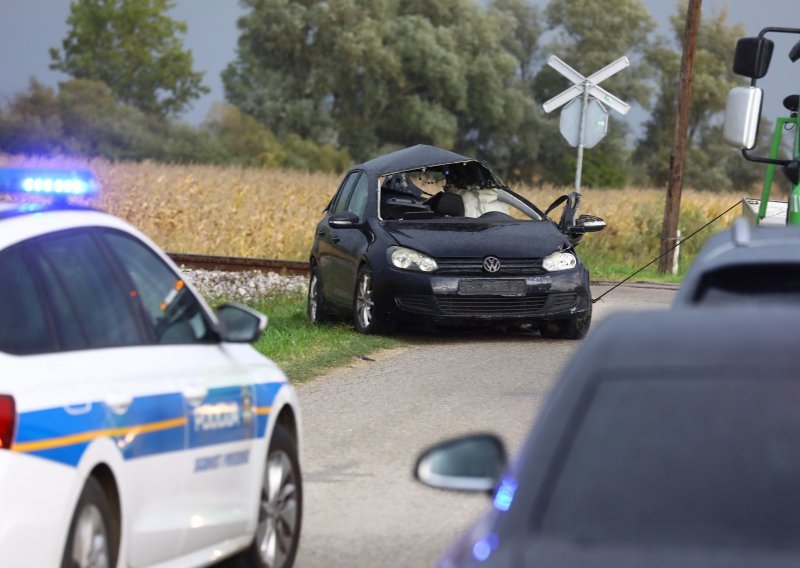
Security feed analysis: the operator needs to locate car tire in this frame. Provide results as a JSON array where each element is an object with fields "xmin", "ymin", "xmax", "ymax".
[
  {"xmin": 238, "ymin": 424, "xmax": 303, "ymax": 568},
  {"xmin": 540, "ymin": 308, "xmax": 591, "ymax": 340},
  {"xmin": 307, "ymin": 265, "xmax": 330, "ymax": 324},
  {"xmin": 61, "ymin": 477, "xmax": 118, "ymax": 568},
  {"xmin": 353, "ymin": 266, "xmax": 388, "ymax": 334}
]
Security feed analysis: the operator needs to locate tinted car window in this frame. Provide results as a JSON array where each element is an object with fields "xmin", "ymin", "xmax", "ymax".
[
  {"xmin": 103, "ymin": 231, "xmax": 212, "ymax": 344},
  {"xmin": 541, "ymin": 375, "xmax": 800, "ymax": 549},
  {"xmin": 0, "ymin": 246, "xmax": 54, "ymax": 355},
  {"xmin": 346, "ymin": 173, "xmax": 370, "ymax": 220},
  {"xmin": 330, "ymin": 172, "xmax": 360, "ymax": 215},
  {"xmin": 31, "ymin": 251, "xmax": 89, "ymax": 351},
  {"xmin": 34, "ymin": 231, "xmax": 142, "ymax": 348}
]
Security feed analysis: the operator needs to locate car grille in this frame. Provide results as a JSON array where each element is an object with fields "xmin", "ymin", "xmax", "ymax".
[
  {"xmin": 397, "ymin": 294, "xmax": 573, "ymax": 317},
  {"xmin": 435, "ymin": 257, "xmax": 545, "ymax": 275},
  {"xmin": 436, "ymin": 296, "xmax": 548, "ymax": 316},
  {"xmin": 547, "ymin": 292, "xmax": 579, "ymax": 312}
]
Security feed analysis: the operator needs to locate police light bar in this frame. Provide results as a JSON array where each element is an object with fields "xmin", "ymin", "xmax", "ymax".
[{"xmin": 0, "ymin": 168, "xmax": 99, "ymax": 198}]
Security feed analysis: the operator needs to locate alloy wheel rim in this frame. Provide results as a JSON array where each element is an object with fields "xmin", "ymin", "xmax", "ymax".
[
  {"xmin": 70, "ymin": 504, "xmax": 110, "ymax": 568},
  {"xmin": 308, "ymin": 274, "xmax": 319, "ymax": 321},
  {"xmin": 356, "ymin": 273, "xmax": 373, "ymax": 329},
  {"xmin": 256, "ymin": 451, "xmax": 299, "ymax": 568}
]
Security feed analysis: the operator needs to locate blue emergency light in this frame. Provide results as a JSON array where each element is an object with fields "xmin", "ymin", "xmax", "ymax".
[{"xmin": 0, "ymin": 168, "xmax": 99, "ymax": 199}]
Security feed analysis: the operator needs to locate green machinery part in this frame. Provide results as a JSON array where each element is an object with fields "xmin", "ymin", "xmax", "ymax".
[{"xmin": 757, "ymin": 113, "xmax": 800, "ymax": 224}]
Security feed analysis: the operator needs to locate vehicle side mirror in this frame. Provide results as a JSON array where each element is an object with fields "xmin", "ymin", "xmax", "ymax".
[
  {"xmin": 723, "ymin": 86, "xmax": 763, "ymax": 149},
  {"xmin": 733, "ymin": 36, "xmax": 774, "ymax": 78},
  {"xmin": 574, "ymin": 214, "xmax": 606, "ymax": 234},
  {"xmin": 414, "ymin": 434, "xmax": 507, "ymax": 493},
  {"xmin": 216, "ymin": 303, "xmax": 268, "ymax": 343},
  {"xmin": 790, "ymin": 39, "xmax": 800, "ymax": 63},
  {"xmin": 328, "ymin": 211, "xmax": 359, "ymax": 228}
]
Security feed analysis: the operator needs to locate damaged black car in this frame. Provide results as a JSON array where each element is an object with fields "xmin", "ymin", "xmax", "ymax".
[{"xmin": 307, "ymin": 145, "xmax": 605, "ymax": 338}]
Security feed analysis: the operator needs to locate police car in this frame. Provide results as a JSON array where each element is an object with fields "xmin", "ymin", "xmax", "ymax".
[{"xmin": 0, "ymin": 169, "xmax": 302, "ymax": 567}]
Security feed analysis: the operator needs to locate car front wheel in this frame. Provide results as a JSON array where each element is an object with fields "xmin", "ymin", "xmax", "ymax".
[
  {"xmin": 353, "ymin": 266, "xmax": 388, "ymax": 334},
  {"xmin": 540, "ymin": 307, "xmax": 592, "ymax": 340},
  {"xmin": 61, "ymin": 477, "xmax": 117, "ymax": 568},
  {"xmin": 243, "ymin": 424, "xmax": 302, "ymax": 568}
]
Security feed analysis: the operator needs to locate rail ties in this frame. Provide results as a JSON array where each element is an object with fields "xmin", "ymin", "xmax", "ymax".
[{"xmin": 168, "ymin": 252, "xmax": 310, "ymax": 276}]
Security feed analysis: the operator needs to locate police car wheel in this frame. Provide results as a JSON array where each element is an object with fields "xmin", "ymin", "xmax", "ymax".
[
  {"xmin": 246, "ymin": 424, "xmax": 302, "ymax": 568},
  {"xmin": 307, "ymin": 265, "xmax": 330, "ymax": 324},
  {"xmin": 61, "ymin": 477, "xmax": 118, "ymax": 568}
]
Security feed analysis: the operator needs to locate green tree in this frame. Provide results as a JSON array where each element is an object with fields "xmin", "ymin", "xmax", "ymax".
[
  {"xmin": 203, "ymin": 102, "xmax": 286, "ymax": 167},
  {"xmin": 50, "ymin": 0, "xmax": 208, "ymax": 117},
  {"xmin": 0, "ymin": 79, "xmax": 64, "ymax": 155},
  {"xmin": 223, "ymin": 0, "xmax": 544, "ymax": 177},
  {"xmin": 633, "ymin": 3, "xmax": 746, "ymax": 189}
]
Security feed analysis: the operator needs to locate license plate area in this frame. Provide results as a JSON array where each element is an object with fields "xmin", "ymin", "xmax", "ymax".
[{"xmin": 458, "ymin": 279, "xmax": 527, "ymax": 296}]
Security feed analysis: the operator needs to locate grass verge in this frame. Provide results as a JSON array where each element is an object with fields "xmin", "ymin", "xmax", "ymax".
[{"xmin": 248, "ymin": 292, "xmax": 406, "ymax": 383}]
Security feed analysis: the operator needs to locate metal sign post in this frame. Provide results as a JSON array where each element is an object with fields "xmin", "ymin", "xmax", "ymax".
[{"xmin": 543, "ymin": 55, "xmax": 631, "ymax": 195}]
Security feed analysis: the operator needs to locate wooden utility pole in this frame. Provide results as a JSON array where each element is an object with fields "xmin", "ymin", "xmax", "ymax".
[{"xmin": 659, "ymin": 0, "xmax": 702, "ymax": 273}]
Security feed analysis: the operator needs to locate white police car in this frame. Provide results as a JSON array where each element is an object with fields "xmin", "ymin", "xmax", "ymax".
[{"xmin": 0, "ymin": 169, "xmax": 302, "ymax": 567}]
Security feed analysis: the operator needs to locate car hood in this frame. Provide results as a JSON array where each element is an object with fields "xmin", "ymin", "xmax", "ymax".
[{"xmin": 382, "ymin": 219, "xmax": 570, "ymax": 258}]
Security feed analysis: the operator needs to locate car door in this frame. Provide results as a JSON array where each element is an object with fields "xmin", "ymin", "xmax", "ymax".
[
  {"xmin": 18, "ymin": 229, "xmax": 190, "ymax": 566},
  {"xmin": 325, "ymin": 172, "xmax": 372, "ymax": 305},
  {"xmin": 99, "ymin": 230, "xmax": 261, "ymax": 557},
  {"xmin": 317, "ymin": 171, "xmax": 359, "ymax": 306}
]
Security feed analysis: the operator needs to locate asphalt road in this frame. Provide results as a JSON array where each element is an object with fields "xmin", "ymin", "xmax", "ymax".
[{"xmin": 293, "ymin": 283, "xmax": 677, "ymax": 568}]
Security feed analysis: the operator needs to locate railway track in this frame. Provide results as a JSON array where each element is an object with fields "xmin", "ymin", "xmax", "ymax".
[{"xmin": 168, "ymin": 252, "xmax": 310, "ymax": 276}]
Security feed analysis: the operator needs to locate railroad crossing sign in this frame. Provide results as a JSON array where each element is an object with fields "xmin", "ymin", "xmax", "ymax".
[
  {"xmin": 542, "ymin": 55, "xmax": 631, "ymax": 195},
  {"xmin": 543, "ymin": 55, "xmax": 631, "ymax": 116}
]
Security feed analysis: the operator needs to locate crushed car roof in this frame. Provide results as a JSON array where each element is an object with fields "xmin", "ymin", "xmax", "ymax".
[{"xmin": 355, "ymin": 144, "xmax": 476, "ymax": 177}]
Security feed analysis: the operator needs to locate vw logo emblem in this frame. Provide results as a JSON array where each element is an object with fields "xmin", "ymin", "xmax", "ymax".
[{"xmin": 483, "ymin": 256, "xmax": 501, "ymax": 273}]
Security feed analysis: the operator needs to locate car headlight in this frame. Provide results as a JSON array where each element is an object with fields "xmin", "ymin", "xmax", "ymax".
[
  {"xmin": 388, "ymin": 246, "xmax": 438, "ymax": 272},
  {"xmin": 543, "ymin": 250, "xmax": 577, "ymax": 271}
]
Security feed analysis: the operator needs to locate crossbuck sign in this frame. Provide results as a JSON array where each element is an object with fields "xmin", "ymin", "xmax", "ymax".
[{"xmin": 543, "ymin": 55, "xmax": 630, "ymax": 194}]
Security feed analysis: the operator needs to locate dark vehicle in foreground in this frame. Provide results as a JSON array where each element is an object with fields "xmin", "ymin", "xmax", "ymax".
[
  {"xmin": 674, "ymin": 217, "xmax": 800, "ymax": 306},
  {"xmin": 415, "ymin": 308, "xmax": 800, "ymax": 568},
  {"xmin": 307, "ymin": 145, "xmax": 605, "ymax": 338}
]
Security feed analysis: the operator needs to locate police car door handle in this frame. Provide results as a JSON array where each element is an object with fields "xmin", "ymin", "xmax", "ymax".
[
  {"xmin": 183, "ymin": 385, "xmax": 208, "ymax": 407},
  {"xmin": 64, "ymin": 402, "xmax": 93, "ymax": 416},
  {"xmin": 105, "ymin": 393, "xmax": 133, "ymax": 415}
]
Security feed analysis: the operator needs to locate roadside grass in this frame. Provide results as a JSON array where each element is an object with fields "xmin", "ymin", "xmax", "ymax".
[{"xmin": 248, "ymin": 292, "xmax": 406, "ymax": 383}]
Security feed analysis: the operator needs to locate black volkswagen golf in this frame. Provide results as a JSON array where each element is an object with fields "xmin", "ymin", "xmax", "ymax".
[{"xmin": 307, "ymin": 145, "xmax": 605, "ymax": 338}]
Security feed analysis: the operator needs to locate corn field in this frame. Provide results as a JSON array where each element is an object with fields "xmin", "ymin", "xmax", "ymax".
[{"xmin": 0, "ymin": 154, "xmax": 747, "ymax": 273}]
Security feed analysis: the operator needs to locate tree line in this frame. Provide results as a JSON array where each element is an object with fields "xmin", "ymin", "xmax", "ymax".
[{"xmin": 0, "ymin": 0, "xmax": 772, "ymax": 189}]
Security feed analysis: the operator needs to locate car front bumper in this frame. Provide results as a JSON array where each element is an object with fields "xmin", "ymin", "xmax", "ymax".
[{"xmin": 372, "ymin": 266, "xmax": 591, "ymax": 325}]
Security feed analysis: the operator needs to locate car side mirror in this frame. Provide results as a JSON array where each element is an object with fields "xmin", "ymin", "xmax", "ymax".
[
  {"xmin": 723, "ymin": 86, "xmax": 763, "ymax": 149},
  {"xmin": 328, "ymin": 211, "xmax": 359, "ymax": 228},
  {"xmin": 216, "ymin": 303, "xmax": 268, "ymax": 343},
  {"xmin": 733, "ymin": 36, "xmax": 774, "ymax": 78},
  {"xmin": 414, "ymin": 434, "xmax": 507, "ymax": 493},
  {"xmin": 574, "ymin": 214, "xmax": 606, "ymax": 233}
]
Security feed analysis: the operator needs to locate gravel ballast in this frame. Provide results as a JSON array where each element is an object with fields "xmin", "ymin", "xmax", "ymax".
[{"xmin": 181, "ymin": 268, "xmax": 308, "ymax": 303}]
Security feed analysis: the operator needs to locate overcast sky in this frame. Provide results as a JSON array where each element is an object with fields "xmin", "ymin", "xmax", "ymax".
[{"xmin": 0, "ymin": 0, "xmax": 797, "ymax": 137}]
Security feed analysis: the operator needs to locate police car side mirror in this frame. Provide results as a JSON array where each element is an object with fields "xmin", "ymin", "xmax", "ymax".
[{"xmin": 216, "ymin": 303, "xmax": 268, "ymax": 343}]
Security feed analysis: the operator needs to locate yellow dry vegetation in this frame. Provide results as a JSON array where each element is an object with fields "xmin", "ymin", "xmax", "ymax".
[{"xmin": 0, "ymin": 154, "xmax": 746, "ymax": 264}]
